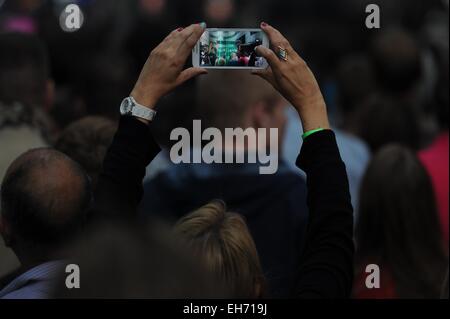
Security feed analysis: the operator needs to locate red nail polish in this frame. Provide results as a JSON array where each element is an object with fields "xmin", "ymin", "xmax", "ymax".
[
  {"xmin": 177, "ymin": 27, "xmax": 184, "ymax": 32},
  {"xmin": 261, "ymin": 22, "xmax": 268, "ymax": 27}
]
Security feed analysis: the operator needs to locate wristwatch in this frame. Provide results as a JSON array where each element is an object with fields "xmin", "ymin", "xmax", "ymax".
[{"xmin": 120, "ymin": 97, "xmax": 157, "ymax": 122}]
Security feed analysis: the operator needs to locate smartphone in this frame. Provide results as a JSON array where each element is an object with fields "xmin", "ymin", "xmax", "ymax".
[{"xmin": 192, "ymin": 28, "xmax": 269, "ymax": 69}]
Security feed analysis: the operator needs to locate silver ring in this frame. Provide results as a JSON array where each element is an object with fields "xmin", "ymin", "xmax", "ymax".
[{"xmin": 277, "ymin": 46, "xmax": 288, "ymax": 61}]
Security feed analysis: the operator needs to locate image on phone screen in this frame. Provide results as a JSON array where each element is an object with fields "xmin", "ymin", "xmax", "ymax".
[{"xmin": 199, "ymin": 30, "xmax": 267, "ymax": 68}]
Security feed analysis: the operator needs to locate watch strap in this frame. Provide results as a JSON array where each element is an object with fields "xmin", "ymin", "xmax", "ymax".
[{"xmin": 130, "ymin": 97, "xmax": 157, "ymax": 121}]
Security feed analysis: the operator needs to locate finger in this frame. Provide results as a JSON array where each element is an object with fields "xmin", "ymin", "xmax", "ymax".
[
  {"xmin": 171, "ymin": 23, "xmax": 205, "ymax": 47},
  {"xmin": 255, "ymin": 46, "xmax": 281, "ymax": 69},
  {"xmin": 175, "ymin": 67, "xmax": 208, "ymax": 86},
  {"xmin": 157, "ymin": 24, "xmax": 206, "ymax": 68},
  {"xmin": 252, "ymin": 67, "xmax": 278, "ymax": 89},
  {"xmin": 178, "ymin": 23, "xmax": 207, "ymax": 55},
  {"xmin": 260, "ymin": 22, "xmax": 293, "ymax": 51},
  {"xmin": 161, "ymin": 27, "xmax": 184, "ymax": 45}
]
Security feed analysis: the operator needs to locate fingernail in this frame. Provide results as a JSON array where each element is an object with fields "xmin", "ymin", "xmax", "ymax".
[
  {"xmin": 177, "ymin": 27, "xmax": 184, "ymax": 32},
  {"xmin": 199, "ymin": 22, "xmax": 207, "ymax": 29},
  {"xmin": 261, "ymin": 22, "xmax": 268, "ymax": 27}
]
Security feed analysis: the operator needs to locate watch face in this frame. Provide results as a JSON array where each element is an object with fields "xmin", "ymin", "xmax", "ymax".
[{"xmin": 120, "ymin": 98, "xmax": 132, "ymax": 115}]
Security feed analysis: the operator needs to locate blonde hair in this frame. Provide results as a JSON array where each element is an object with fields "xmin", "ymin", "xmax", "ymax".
[{"xmin": 173, "ymin": 200, "xmax": 266, "ymax": 298}]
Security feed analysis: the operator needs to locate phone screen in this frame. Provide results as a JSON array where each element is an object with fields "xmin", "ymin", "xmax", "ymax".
[{"xmin": 199, "ymin": 30, "xmax": 267, "ymax": 68}]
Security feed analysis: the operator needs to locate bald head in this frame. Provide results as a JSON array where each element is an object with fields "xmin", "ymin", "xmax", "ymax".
[
  {"xmin": 196, "ymin": 71, "xmax": 282, "ymax": 129},
  {"xmin": 1, "ymin": 148, "xmax": 91, "ymax": 257}
]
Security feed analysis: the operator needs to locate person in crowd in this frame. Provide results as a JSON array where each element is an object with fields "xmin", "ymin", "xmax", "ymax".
[
  {"xmin": 369, "ymin": 28, "xmax": 423, "ymax": 100},
  {"xmin": 204, "ymin": 0, "xmax": 236, "ymax": 27},
  {"xmin": 49, "ymin": 87, "xmax": 87, "ymax": 131},
  {"xmin": 140, "ymin": 67, "xmax": 309, "ymax": 298},
  {"xmin": 0, "ymin": 32, "xmax": 54, "ymax": 113},
  {"xmin": 228, "ymin": 52, "xmax": 240, "ymax": 66},
  {"xmin": 332, "ymin": 54, "xmax": 375, "ymax": 213},
  {"xmin": 335, "ymin": 54, "xmax": 377, "ymax": 127},
  {"xmin": 173, "ymin": 200, "xmax": 266, "ymax": 298},
  {"xmin": 215, "ymin": 55, "xmax": 227, "ymax": 66},
  {"xmin": 55, "ymin": 116, "xmax": 117, "ymax": 188},
  {"xmin": 0, "ymin": 32, "xmax": 55, "ymax": 281},
  {"xmin": 2, "ymin": 21, "xmax": 354, "ymax": 299},
  {"xmin": 0, "ymin": 148, "xmax": 91, "ymax": 298},
  {"xmin": 208, "ymin": 43, "xmax": 218, "ymax": 67},
  {"xmin": 53, "ymin": 221, "xmax": 227, "ymax": 298},
  {"xmin": 125, "ymin": 0, "xmax": 175, "ymax": 78},
  {"xmin": 353, "ymin": 145, "xmax": 448, "ymax": 299},
  {"xmin": 0, "ymin": 0, "xmax": 43, "ymax": 34},
  {"xmin": 366, "ymin": 28, "xmax": 430, "ymax": 147},
  {"xmin": 78, "ymin": 54, "xmax": 134, "ymax": 121},
  {"xmin": 238, "ymin": 53, "xmax": 250, "ymax": 66},
  {"xmin": 248, "ymin": 49, "xmax": 258, "ymax": 67},
  {"xmin": 0, "ymin": 32, "xmax": 55, "ymax": 140},
  {"xmin": 348, "ymin": 29, "xmax": 435, "ymax": 153},
  {"xmin": 92, "ymin": 21, "xmax": 353, "ymax": 298},
  {"xmin": 0, "ymin": 102, "xmax": 49, "ymax": 281},
  {"xmin": 418, "ymin": 50, "xmax": 449, "ymax": 243},
  {"xmin": 350, "ymin": 94, "xmax": 422, "ymax": 152}
]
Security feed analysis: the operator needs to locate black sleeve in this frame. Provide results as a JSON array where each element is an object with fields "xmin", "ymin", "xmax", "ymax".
[
  {"xmin": 294, "ymin": 130, "xmax": 354, "ymax": 299},
  {"xmin": 91, "ymin": 116, "xmax": 161, "ymax": 220}
]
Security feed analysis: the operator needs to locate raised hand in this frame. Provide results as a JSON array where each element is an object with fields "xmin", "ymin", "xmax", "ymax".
[
  {"xmin": 131, "ymin": 23, "xmax": 208, "ymax": 110},
  {"xmin": 253, "ymin": 22, "xmax": 330, "ymax": 133}
]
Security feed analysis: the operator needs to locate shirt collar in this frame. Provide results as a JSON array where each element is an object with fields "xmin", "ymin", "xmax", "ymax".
[{"xmin": 0, "ymin": 260, "xmax": 64, "ymax": 298}]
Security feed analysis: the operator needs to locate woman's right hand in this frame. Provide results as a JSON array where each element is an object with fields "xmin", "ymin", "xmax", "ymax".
[
  {"xmin": 131, "ymin": 23, "xmax": 208, "ymax": 111},
  {"xmin": 253, "ymin": 23, "xmax": 330, "ymax": 133}
]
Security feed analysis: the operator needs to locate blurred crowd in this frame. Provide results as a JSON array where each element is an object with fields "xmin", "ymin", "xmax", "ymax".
[{"xmin": 0, "ymin": 0, "xmax": 448, "ymax": 299}]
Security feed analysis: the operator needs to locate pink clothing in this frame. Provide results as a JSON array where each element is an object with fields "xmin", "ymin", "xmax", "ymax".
[
  {"xmin": 418, "ymin": 132, "xmax": 449, "ymax": 243},
  {"xmin": 3, "ymin": 16, "xmax": 37, "ymax": 34}
]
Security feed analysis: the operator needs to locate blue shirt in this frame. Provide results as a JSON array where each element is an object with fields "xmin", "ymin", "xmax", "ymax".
[
  {"xmin": 0, "ymin": 261, "xmax": 64, "ymax": 299},
  {"xmin": 283, "ymin": 107, "xmax": 371, "ymax": 217}
]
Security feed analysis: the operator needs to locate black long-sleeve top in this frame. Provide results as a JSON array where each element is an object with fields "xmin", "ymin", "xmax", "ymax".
[
  {"xmin": 93, "ymin": 116, "xmax": 354, "ymax": 298},
  {"xmin": 295, "ymin": 129, "xmax": 354, "ymax": 298}
]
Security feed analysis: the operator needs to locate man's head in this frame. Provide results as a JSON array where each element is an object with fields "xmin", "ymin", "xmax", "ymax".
[
  {"xmin": 336, "ymin": 54, "xmax": 376, "ymax": 117},
  {"xmin": 196, "ymin": 71, "xmax": 286, "ymax": 145},
  {"xmin": 369, "ymin": 28, "xmax": 422, "ymax": 95},
  {"xmin": 55, "ymin": 116, "xmax": 116, "ymax": 187},
  {"xmin": 0, "ymin": 32, "xmax": 53, "ymax": 110},
  {"xmin": 0, "ymin": 148, "xmax": 91, "ymax": 264}
]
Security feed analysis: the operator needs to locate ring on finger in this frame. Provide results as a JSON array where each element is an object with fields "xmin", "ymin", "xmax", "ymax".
[{"xmin": 277, "ymin": 46, "xmax": 288, "ymax": 61}]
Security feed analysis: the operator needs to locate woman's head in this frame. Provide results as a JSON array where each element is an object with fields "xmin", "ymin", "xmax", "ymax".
[
  {"xmin": 173, "ymin": 200, "xmax": 265, "ymax": 298},
  {"xmin": 356, "ymin": 145, "xmax": 447, "ymax": 298}
]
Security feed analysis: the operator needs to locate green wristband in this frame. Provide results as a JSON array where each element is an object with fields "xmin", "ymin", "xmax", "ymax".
[{"xmin": 302, "ymin": 128, "xmax": 325, "ymax": 140}]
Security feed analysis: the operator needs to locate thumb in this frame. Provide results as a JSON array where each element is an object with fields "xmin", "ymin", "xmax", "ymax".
[{"xmin": 176, "ymin": 67, "xmax": 208, "ymax": 86}]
